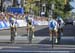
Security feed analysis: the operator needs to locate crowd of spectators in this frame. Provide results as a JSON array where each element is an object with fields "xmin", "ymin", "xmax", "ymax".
[
  {"xmin": 0, "ymin": 12, "xmax": 48, "ymax": 22},
  {"xmin": 0, "ymin": 12, "xmax": 25, "ymax": 21}
]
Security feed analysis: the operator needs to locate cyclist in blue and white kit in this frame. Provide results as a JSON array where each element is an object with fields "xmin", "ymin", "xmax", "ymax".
[
  {"xmin": 56, "ymin": 16, "xmax": 64, "ymax": 36},
  {"xmin": 9, "ymin": 14, "xmax": 17, "ymax": 43},
  {"xmin": 25, "ymin": 14, "xmax": 35, "ymax": 39},
  {"xmin": 9, "ymin": 15, "xmax": 17, "ymax": 36},
  {"xmin": 48, "ymin": 16, "xmax": 59, "ymax": 43}
]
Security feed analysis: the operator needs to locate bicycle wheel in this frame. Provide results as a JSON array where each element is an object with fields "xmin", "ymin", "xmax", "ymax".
[
  {"xmin": 52, "ymin": 30, "xmax": 54, "ymax": 48},
  {"xmin": 28, "ymin": 29, "xmax": 33, "ymax": 43},
  {"xmin": 58, "ymin": 28, "xmax": 61, "ymax": 42},
  {"xmin": 10, "ymin": 28, "xmax": 15, "ymax": 43}
]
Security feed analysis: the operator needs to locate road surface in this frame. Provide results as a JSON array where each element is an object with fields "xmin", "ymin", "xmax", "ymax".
[{"xmin": 0, "ymin": 25, "xmax": 75, "ymax": 52}]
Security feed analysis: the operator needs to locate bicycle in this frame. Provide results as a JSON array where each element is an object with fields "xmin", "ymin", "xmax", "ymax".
[
  {"xmin": 27, "ymin": 27, "xmax": 33, "ymax": 44},
  {"xmin": 58, "ymin": 23, "xmax": 63, "ymax": 43},
  {"xmin": 52, "ymin": 30, "xmax": 54, "ymax": 48},
  {"xmin": 58, "ymin": 28, "xmax": 61, "ymax": 43},
  {"xmin": 49, "ymin": 28, "xmax": 55, "ymax": 48},
  {"xmin": 10, "ymin": 26, "xmax": 17, "ymax": 43},
  {"xmin": 50, "ymin": 28, "xmax": 59, "ymax": 48}
]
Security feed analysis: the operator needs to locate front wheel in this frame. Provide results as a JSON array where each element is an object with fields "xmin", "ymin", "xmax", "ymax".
[
  {"xmin": 28, "ymin": 30, "xmax": 33, "ymax": 43},
  {"xmin": 58, "ymin": 28, "xmax": 61, "ymax": 42},
  {"xmin": 10, "ymin": 27, "xmax": 16, "ymax": 43}
]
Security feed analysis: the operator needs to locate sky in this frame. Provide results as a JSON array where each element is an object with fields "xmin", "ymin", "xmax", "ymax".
[{"xmin": 70, "ymin": 0, "xmax": 75, "ymax": 12}]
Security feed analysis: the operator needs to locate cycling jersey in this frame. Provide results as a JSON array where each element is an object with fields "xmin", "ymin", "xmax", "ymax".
[
  {"xmin": 56, "ymin": 16, "xmax": 64, "ymax": 24},
  {"xmin": 56, "ymin": 16, "xmax": 64, "ymax": 28},
  {"xmin": 48, "ymin": 19, "xmax": 58, "ymax": 31},
  {"xmin": 9, "ymin": 17, "xmax": 17, "ymax": 28},
  {"xmin": 25, "ymin": 15, "xmax": 29, "ymax": 23}
]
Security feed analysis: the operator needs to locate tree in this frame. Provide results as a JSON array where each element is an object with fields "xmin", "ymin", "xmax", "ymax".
[
  {"xmin": 24, "ymin": 0, "xmax": 73, "ymax": 17},
  {"xmin": 24, "ymin": 0, "xmax": 40, "ymax": 16},
  {"xmin": 64, "ymin": 1, "xmax": 74, "ymax": 13},
  {"xmin": 42, "ymin": 0, "xmax": 73, "ymax": 18}
]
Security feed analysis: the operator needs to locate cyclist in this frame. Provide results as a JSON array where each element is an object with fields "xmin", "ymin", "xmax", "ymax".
[
  {"xmin": 56, "ymin": 16, "xmax": 64, "ymax": 36},
  {"xmin": 9, "ymin": 14, "xmax": 17, "ymax": 43},
  {"xmin": 25, "ymin": 12, "xmax": 29, "ymax": 34},
  {"xmin": 48, "ymin": 16, "xmax": 59, "ymax": 43},
  {"xmin": 31, "ymin": 18, "xmax": 35, "ymax": 38},
  {"xmin": 9, "ymin": 15, "xmax": 17, "ymax": 30},
  {"xmin": 26, "ymin": 14, "xmax": 35, "ymax": 39},
  {"xmin": 25, "ymin": 12, "xmax": 29, "ymax": 24}
]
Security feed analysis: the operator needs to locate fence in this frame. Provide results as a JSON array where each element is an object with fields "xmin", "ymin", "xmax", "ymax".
[{"xmin": 0, "ymin": 20, "xmax": 48, "ymax": 30}]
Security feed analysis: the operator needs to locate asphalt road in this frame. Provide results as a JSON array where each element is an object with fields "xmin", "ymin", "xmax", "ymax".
[
  {"xmin": 0, "ymin": 44, "xmax": 75, "ymax": 53},
  {"xmin": 0, "ymin": 24, "xmax": 75, "ymax": 36},
  {"xmin": 0, "ymin": 25, "xmax": 48, "ymax": 36},
  {"xmin": 0, "ymin": 25, "xmax": 75, "ymax": 52}
]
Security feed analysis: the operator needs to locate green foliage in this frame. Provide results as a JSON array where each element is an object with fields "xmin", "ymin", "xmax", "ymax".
[
  {"xmin": 64, "ymin": 2, "xmax": 73, "ymax": 13},
  {"xmin": 46, "ymin": 0, "xmax": 72, "ymax": 18},
  {"xmin": 32, "ymin": 6, "xmax": 40, "ymax": 16},
  {"xmin": 25, "ymin": 0, "xmax": 72, "ymax": 18},
  {"xmin": 24, "ymin": 0, "xmax": 40, "ymax": 16}
]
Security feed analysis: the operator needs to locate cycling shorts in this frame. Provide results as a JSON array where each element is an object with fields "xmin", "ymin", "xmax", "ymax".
[{"xmin": 49, "ymin": 26, "xmax": 58, "ymax": 32}]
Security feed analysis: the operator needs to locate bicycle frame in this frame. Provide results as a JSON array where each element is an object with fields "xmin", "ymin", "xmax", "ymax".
[
  {"xmin": 52, "ymin": 30, "xmax": 55, "ymax": 48},
  {"xmin": 52, "ymin": 30, "xmax": 54, "ymax": 48},
  {"xmin": 27, "ymin": 28, "xmax": 33, "ymax": 43},
  {"xmin": 10, "ymin": 27, "xmax": 16, "ymax": 43},
  {"xmin": 58, "ymin": 24, "xmax": 62, "ymax": 42}
]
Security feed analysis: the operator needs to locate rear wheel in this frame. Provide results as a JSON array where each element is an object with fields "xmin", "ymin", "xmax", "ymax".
[
  {"xmin": 28, "ymin": 28, "xmax": 33, "ymax": 43},
  {"xmin": 10, "ymin": 27, "xmax": 16, "ymax": 43},
  {"xmin": 58, "ymin": 28, "xmax": 61, "ymax": 43}
]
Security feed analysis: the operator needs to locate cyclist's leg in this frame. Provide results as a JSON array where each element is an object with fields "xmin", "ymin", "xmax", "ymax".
[
  {"xmin": 32, "ymin": 26, "xmax": 35, "ymax": 39},
  {"xmin": 60, "ymin": 28, "xmax": 64, "ymax": 36},
  {"xmin": 26, "ymin": 24, "xmax": 29, "ymax": 38},
  {"xmin": 54, "ymin": 28, "xmax": 58, "ymax": 43},
  {"xmin": 27, "ymin": 29, "xmax": 29, "ymax": 39},
  {"xmin": 60, "ymin": 24, "xmax": 64, "ymax": 35},
  {"xmin": 49, "ymin": 29, "xmax": 52, "ymax": 41},
  {"xmin": 10, "ymin": 27, "xmax": 14, "ymax": 43},
  {"xmin": 15, "ymin": 27, "xmax": 17, "ymax": 36},
  {"xmin": 26, "ymin": 24, "xmax": 28, "ymax": 33}
]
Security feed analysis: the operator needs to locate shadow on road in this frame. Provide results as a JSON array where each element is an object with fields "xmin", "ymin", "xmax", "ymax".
[
  {"xmin": 35, "ymin": 27, "xmax": 49, "ymax": 36},
  {"xmin": 38, "ymin": 38, "xmax": 75, "ymax": 45},
  {"xmin": 16, "ymin": 25, "xmax": 75, "ymax": 45}
]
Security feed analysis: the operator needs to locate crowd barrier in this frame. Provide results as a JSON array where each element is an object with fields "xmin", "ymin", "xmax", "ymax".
[
  {"xmin": 16, "ymin": 20, "xmax": 27, "ymax": 27},
  {"xmin": 0, "ymin": 20, "xmax": 10, "ymax": 30},
  {"xmin": 0, "ymin": 20, "xmax": 48, "ymax": 30}
]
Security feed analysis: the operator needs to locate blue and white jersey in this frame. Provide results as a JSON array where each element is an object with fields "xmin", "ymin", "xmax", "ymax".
[
  {"xmin": 25, "ymin": 15, "xmax": 29, "ymax": 23},
  {"xmin": 56, "ymin": 16, "xmax": 64, "ymax": 24},
  {"xmin": 9, "ymin": 17, "xmax": 17, "ymax": 27},
  {"xmin": 48, "ymin": 19, "xmax": 58, "ymax": 30},
  {"xmin": 56, "ymin": 16, "xmax": 64, "ymax": 28},
  {"xmin": 25, "ymin": 15, "xmax": 33, "ymax": 23}
]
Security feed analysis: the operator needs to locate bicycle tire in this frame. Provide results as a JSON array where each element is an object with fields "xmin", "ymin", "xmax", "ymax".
[
  {"xmin": 28, "ymin": 28, "xmax": 33, "ymax": 43},
  {"xmin": 10, "ymin": 27, "xmax": 16, "ymax": 43},
  {"xmin": 58, "ymin": 28, "xmax": 61, "ymax": 43},
  {"xmin": 52, "ymin": 30, "xmax": 54, "ymax": 48}
]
